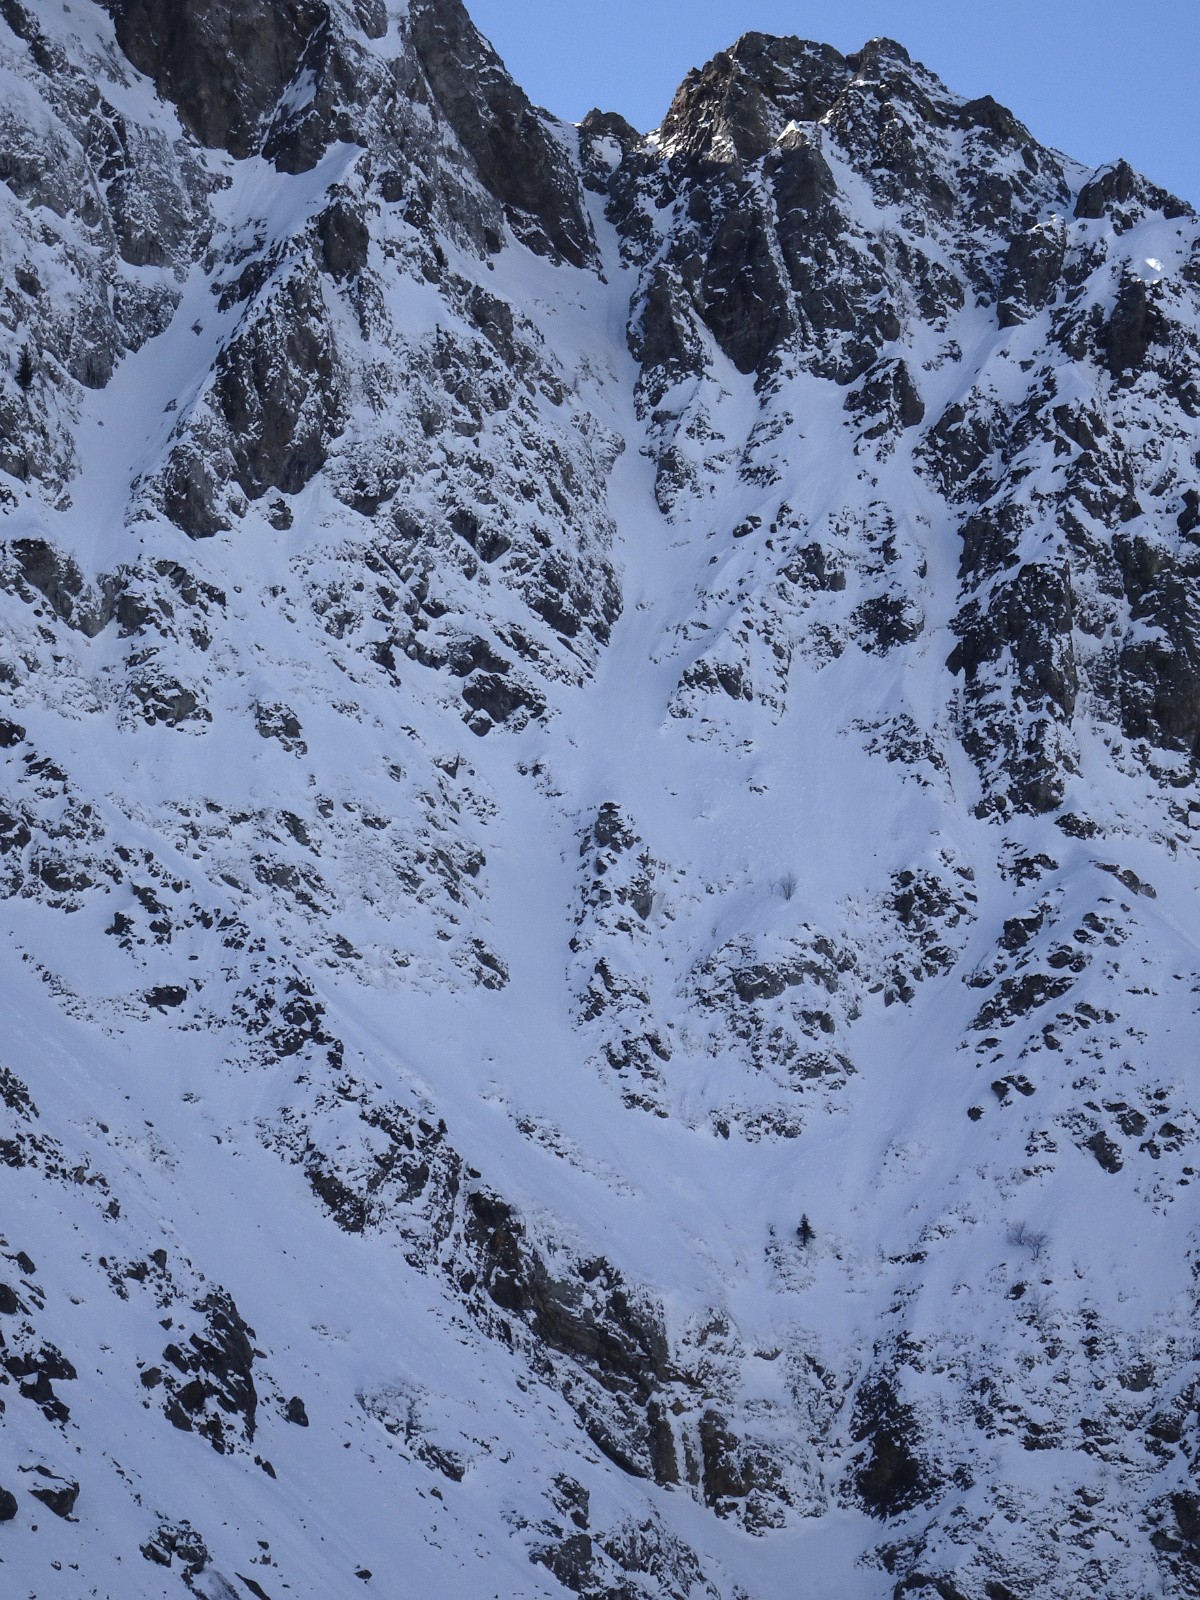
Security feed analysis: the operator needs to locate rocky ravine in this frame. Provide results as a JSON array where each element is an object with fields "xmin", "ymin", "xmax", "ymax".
[{"xmin": 2, "ymin": 3, "xmax": 1200, "ymax": 1598}]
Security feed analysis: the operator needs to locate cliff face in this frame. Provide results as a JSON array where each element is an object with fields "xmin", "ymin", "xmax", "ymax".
[{"xmin": 1, "ymin": 6, "xmax": 1199, "ymax": 1599}]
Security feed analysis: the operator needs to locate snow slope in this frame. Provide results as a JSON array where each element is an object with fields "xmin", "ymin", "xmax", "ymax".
[{"xmin": 1, "ymin": 5, "xmax": 1200, "ymax": 1598}]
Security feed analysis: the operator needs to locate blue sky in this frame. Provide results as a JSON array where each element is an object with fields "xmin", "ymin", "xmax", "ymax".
[{"xmin": 466, "ymin": 0, "xmax": 1199, "ymax": 206}]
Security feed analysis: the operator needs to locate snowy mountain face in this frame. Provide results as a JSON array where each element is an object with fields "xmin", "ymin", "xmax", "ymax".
[{"xmin": 2, "ymin": 2, "xmax": 1200, "ymax": 1595}]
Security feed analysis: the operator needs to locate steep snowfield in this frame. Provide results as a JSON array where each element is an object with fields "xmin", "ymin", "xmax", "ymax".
[{"xmin": 2, "ymin": 4, "xmax": 1200, "ymax": 1598}]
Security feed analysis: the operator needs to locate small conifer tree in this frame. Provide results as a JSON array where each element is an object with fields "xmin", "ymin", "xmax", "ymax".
[
  {"xmin": 15, "ymin": 346, "xmax": 34, "ymax": 391},
  {"xmin": 797, "ymin": 1214, "xmax": 815, "ymax": 1247}
]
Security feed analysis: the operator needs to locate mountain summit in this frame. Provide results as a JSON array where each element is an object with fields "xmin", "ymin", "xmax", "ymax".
[{"xmin": 1, "ymin": 4, "xmax": 1199, "ymax": 1597}]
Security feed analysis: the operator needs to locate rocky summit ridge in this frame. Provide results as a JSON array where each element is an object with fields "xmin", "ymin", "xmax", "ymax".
[{"xmin": 1, "ymin": 3, "xmax": 1200, "ymax": 1597}]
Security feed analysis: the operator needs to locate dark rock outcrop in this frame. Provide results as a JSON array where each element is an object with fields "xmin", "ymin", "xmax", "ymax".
[
  {"xmin": 26, "ymin": 1469, "xmax": 79, "ymax": 1519},
  {"xmin": 160, "ymin": 1290, "xmax": 259, "ymax": 1453},
  {"xmin": 408, "ymin": 0, "xmax": 595, "ymax": 266},
  {"xmin": 850, "ymin": 1377, "xmax": 937, "ymax": 1519},
  {"xmin": 104, "ymin": 0, "xmax": 328, "ymax": 157}
]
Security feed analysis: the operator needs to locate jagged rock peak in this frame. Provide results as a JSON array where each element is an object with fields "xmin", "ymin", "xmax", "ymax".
[
  {"xmin": 407, "ymin": 0, "xmax": 596, "ymax": 267},
  {"xmin": 99, "ymin": 0, "xmax": 596, "ymax": 264},
  {"xmin": 657, "ymin": 35, "xmax": 851, "ymax": 162},
  {"xmin": 656, "ymin": 31, "xmax": 1029, "ymax": 166}
]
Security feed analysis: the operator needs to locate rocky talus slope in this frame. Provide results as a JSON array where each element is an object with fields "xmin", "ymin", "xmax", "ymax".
[{"xmin": 2, "ymin": 4, "xmax": 1200, "ymax": 1597}]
